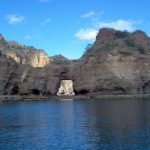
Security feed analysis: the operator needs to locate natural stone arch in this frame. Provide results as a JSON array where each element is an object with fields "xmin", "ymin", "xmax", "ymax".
[{"xmin": 57, "ymin": 80, "xmax": 75, "ymax": 96}]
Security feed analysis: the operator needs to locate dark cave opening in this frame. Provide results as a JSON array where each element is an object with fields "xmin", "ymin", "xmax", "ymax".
[
  {"xmin": 11, "ymin": 85, "xmax": 19, "ymax": 95},
  {"xmin": 32, "ymin": 89, "xmax": 40, "ymax": 95},
  {"xmin": 75, "ymin": 89, "xmax": 89, "ymax": 95}
]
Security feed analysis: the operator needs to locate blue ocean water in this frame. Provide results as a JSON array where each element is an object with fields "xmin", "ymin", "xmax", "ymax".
[{"xmin": 0, "ymin": 99, "xmax": 150, "ymax": 150}]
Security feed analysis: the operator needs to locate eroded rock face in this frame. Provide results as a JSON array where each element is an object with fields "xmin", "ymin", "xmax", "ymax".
[
  {"xmin": 0, "ymin": 34, "xmax": 4, "ymax": 41},
  {"xmin": 1, "ymin": 28, "xmax": 150, "ymax": 97},
  {"xmin": 30, "ymin": 51, "xmax": 50, "ymax": 67},
  {"xmin": 0, "ymin": 38, "xmax": 50, "ymax": 67},
  {"xmin": 3, "ymin": 50, "xmax": 50, "ymax": 67},
  {"xmin": 57, "ymin": 80, "xmax": 75, "ymax": 95},
  {"xmin": 4, "ymin": 51, "xmax": 21, "ymax": 63},
  {"xmin": 72, "ymin": 28, "xmax": 150, "ymax": 95}
]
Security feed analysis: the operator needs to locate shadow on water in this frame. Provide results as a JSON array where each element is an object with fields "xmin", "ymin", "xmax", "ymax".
[{"xmin": 0, "ymin": 98, "xmax": 150, "ymax": 150}]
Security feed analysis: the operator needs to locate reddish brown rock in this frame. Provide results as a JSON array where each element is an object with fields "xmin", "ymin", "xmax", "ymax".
[
  {"xmin": 0, "ymin": 38, "xmax": 50, "ymax": 67},
  {"xmin": 1, "ymin": 28, "xmax": 150, "ymax": 97},
  {"xmin": 0, "ymin": 34, "xmax": 4, "ymax": 41}
]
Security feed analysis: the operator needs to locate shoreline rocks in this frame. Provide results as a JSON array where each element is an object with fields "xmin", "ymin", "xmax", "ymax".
[{"xmin": 0, "ymin": 94, "xmax": 150, "ymax": 103}]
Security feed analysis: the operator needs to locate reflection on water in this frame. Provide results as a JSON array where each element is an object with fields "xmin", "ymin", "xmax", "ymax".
[{"xmin": 0, "ymin": 99, "xmax": 150, "ymax": 150}]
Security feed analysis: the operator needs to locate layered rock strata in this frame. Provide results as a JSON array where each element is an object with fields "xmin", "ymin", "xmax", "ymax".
[
  {"xmin": 1, "ymin": 28, "xmax": 150, "ymax": 97},
  {"xmin": 0, "ymin": 37, "xmax": 50, "ymax": 67}
]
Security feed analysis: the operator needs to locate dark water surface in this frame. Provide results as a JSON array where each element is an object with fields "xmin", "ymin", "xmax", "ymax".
[{"xmin": 0, "ymin": 99, "xmax": 150, "ymax": 150}]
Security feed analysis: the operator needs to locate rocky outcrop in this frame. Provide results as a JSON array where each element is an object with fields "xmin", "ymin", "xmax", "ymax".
[
  {"xmin": 30, "ymin": 50, "xmax": 50, "ymax": 67},
  {"xmin": 0, "ymin": 38, "xmax": 50, "ymax": 67},
  {"xmin": 0, "ymin": 34, "xmax": 4, "ymax": 41},
  {"xmin": 71, "ymin": 28, "xmax": 150, "ymax": 95},
  {"xmin": 51, "ymin": 55, "xmax": 69, "ymax": 64},
  {"xmin": 1, "ymin": 28, "xmax": 150, "ymax": 97}
]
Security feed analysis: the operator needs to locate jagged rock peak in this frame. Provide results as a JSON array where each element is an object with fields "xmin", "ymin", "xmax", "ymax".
[
  {"xmin": 82, "ymin": 28, "xmax": 150, "ymax": 59},
  {"xmin": 51, "ymin": 54, "xmax": 70, "ymax": 64},
  {"xmin": 0, "ymin": 34, "xmax": 50, "ymax": 67},
  {"xmin": 97, "ymin": 28, "xmax": 115, "ymax": 38},
  {"xmin": 132, "ymin": 30, "xmax": 148, "ymax": 37},
  {"xmin": 96, "ymin": 28, "xmax": 149, "ymax": 41},
  {"xmin": 131, "ymin": 30, "xmax": 149, "ymax": 41},
  {"xmin": 0, "ymin": 34, "xmax": 5, "ymax": 41},
  {"xmin": 51, "ymin": 54, "xmax": 68, "ymax": 61},
  {"xmin": 95, "ymin": 28, "xmax": 130, "ymax": 40},
  {"xmin": 7, "ymin": 41, "xmax": 23, "ymax": 48}
]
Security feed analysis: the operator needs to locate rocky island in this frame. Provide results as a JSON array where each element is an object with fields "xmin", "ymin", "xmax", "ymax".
[{"xmin": 1, "ymin": 28, "xmax": 150, "ymax": 101}]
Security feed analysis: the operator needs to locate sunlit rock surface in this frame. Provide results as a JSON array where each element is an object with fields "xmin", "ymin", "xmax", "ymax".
[
  {"xmin": 0, "ymin": 37, "xmax": 50, "ymax": 67},
  {"xmin": 30, "ymin": 51, "xmax": 50, "ymax": 67},
  {"xmin": 57, "ymin": 80, "xmax": 75, "ymax": 96}
]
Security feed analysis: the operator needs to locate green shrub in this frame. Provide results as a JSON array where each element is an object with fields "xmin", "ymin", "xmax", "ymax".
[
  {"xmin": 85, "ymin": 44, "xmax": 93, "ymax": 50},
  {"xmin": 138, "ymin": 47, "xmax": 145, "ymax": 54},
  {"xmin": 114, "ymin": 30, "xmax": 129, "ymax": 39},
  {"xmin": 125, "ymin": 38, "xmax": 135, "ymax": 47}
]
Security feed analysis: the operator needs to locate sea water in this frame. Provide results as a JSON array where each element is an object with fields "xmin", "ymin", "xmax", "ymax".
[{"xmin": 0, "ymin": 99, "xmax": 150, "ymax": 150}]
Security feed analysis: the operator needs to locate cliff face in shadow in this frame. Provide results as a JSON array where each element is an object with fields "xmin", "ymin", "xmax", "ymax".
[{"xmin": 1, "ymin": 28, "xmax": 150, "ymax": 96}]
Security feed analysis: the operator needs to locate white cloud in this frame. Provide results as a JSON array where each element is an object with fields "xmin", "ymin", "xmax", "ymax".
[
  {"xmin": 25, "ymin": 34, "xmax": 40, "ymax": 40},
  {"xmin": 6, "ymin": 14, "xmax": 25, "ymax": 25},
  {"xmin": 81, "ymin": 11, "xmax": 95, "ymax": 18},
  {"xmin": 97, "ymin": 20, "xmax": 134, "ymax": 31},
  {"xmin": 75, "ymin": 19, "xmax": 138, "ymax": 41},
  {"xmin": 75, "ymin": 28, "xmax": 98, "ymax": 41},
  {"xmin": 39, "ymin": 0, "xmax": 52, "ymax": 3},
  {"xmin": 41, "ymin": 18, "xmax": 51, "ymax": 26}
]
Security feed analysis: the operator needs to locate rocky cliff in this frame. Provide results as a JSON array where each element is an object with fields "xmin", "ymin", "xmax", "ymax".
[
  {"xmin": 0, "ymin": 36, "xmax": 50, "ymax": 67},
  {"xmin": 72, "ymin": 29, "xmax": 150, "ymax": 95},
  {"xmin": 1, "ymin": 28, "xmax": 150, "ymax": 97}
]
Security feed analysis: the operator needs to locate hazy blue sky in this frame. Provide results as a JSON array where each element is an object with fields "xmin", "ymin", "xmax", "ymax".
[{"xmin": 0, "ymin": 0, "xmax": 150, "ymax": 59}]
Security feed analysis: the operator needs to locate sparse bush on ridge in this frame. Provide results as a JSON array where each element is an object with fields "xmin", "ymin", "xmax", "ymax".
[
  {"xmin": 114, "ymin": 30, "xmax": 129, "ymax": 39},
  {"xmin": 85, "ymin": 44, "xmax": 93, "ymax": 50},
  {"xmin": 138, "ymin": 47, "xmax": 145, "ymax": 54},
  {"xmin": 125, "ymin": 38, "xmax": 146, "ymax": 54},
  {"xmin": 125, "ymin": 38, "xmax": 135, "ymax": 47}
]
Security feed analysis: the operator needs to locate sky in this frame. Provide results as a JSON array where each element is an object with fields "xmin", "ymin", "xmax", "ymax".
[{"xmin": 0, "ymin": 0, "xmax": 150, "ymax": 59}]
